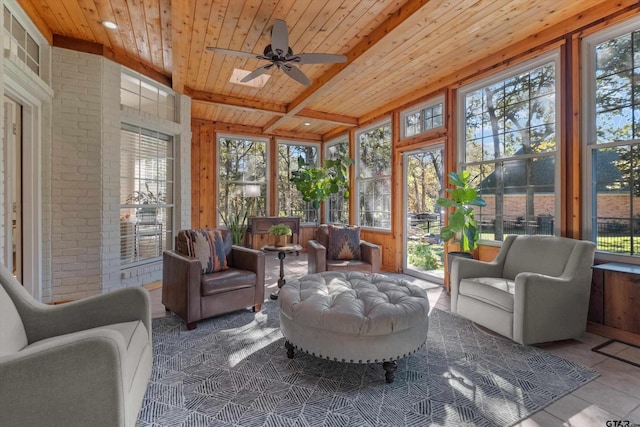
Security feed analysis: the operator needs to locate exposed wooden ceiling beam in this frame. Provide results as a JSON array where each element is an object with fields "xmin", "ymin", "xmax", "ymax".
[
  {"xmin": 186, "ymin": 87, "xmax": 287, "ymax": 115},
  {"xmin": 263, "ymin": 0, "xmax": 434, "ymax": 134},
  {"xmin": 52, "ymin": 34, "xmax": 172, "ymax": 87},
  {"xmin": 296, "ymin": 109, "xmax": 358, "ymax": 126}
]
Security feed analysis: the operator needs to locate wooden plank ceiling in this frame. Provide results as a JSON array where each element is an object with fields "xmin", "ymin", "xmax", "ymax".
[{"xmin": 21, "ymin": 0, "xmax": 621, "ymax": 139}]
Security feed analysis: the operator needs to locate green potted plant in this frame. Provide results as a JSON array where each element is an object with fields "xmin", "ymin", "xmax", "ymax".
[
  {"xmin": 268, "ymin": 223, "xmax": 292, "ymax": 247},
  {"xmin": 436, "ymin": 170, "xmax": 487, "ymax": 270},
  {"xmin": 290, "ymin": 155, "xmax": 354, "ymax": 225},
  {"xmin": 127, "ymin": 183, "xmax": 165, "ymax": 224},
  {"xmin": 220, "ymin": 208, "xmax": 248, "ymax": 246}
]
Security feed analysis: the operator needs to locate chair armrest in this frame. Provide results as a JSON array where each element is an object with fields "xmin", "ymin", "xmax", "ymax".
[
  {"xmin": 0, "ymin": 329, "xmax": 128, "ymax": 427},
  {"xmin": 19, "ymin": 286, "xmax": 151, "ymax": 344},
  {"xmin": 450, "ymin": 257, "xmax": 503, "ymax": 312},
  {"xmin": 513, "ymin": 272, "xmax": 590, "ymax": 345},
  {"xmin": 230, "ymin": 246, "xmax": 265, "ymax": 304},
  {"xmin": 162, "ymin": 250, "xmax": 202, "ymax": 324},
  {"xmin": 360, "ymin": 240, "xmax": 381, "ymax": 273},
  {"xmin": 307, "ymin": 240, "xmax": 326, "ymax": 274}
]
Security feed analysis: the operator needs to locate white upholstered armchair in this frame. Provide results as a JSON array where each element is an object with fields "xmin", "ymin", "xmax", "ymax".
[
  {"xmin": 450, "ymin": 235, "xmax": 596, "ymax": 345},
  {"xmin": 0, "ymin": 263, "xmax": 152, "ymax": 427}
]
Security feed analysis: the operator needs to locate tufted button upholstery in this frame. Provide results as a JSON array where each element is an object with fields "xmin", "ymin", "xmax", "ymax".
[
  {"xmin": 280, "ymin": 271, "xmax": 430, "ymax": 337},
  {"xmin": 278, "ymin": 271, "xmax": 430, "ymax": 379}
]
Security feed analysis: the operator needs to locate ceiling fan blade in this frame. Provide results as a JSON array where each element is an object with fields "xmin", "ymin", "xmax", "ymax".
[
  {"xmin": 282, "ymin": 64, "xmax": 311, "ymax": 86},
  {"xmin": 292, "ymin": 53, "xmax": 347, "ymax": 64},
  {"xmin": 206, "ymin": 46, "xmax": 260, "ymax": 60},
  {"xmin": 241, "ymin": 64, "xmax": 273, "ymax": 83},
  {"xmin": 271, "ymin": 19, "xmax": 289, "ymax": 57}
]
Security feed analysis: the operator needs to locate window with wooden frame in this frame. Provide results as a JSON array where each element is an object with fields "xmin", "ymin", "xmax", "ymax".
[
  {"xmin": 356, "ymin": 121, "xmax": 392, "ymax": 230},
  {"xmin": 217, "ymin": 135, "xmax": 269, "ymax": 226},
  {"xmin": 400, "ymin": 96, "xmax": 445, "ymax": 139},
  {"xmin": 583, "ymin": 19, "xmax": 640, "ymax": 259},
  {"xmin": 324, "ymin": 135, "xmax": 350, "ymax": 224},
  {"xmin": 277, "ymin": 140, "xmax": 320, "ymax": 224},
  {"xmin": 458, "ymin": 52, "xmax": 560, "ymax": 242}
]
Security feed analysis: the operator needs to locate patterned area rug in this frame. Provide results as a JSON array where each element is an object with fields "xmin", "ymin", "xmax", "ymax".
[{"xmin": 139, "ymin": 302, "xmax": 598, "ymax": 427}]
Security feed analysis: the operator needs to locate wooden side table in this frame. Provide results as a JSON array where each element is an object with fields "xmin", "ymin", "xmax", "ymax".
[{"xmin": 261, "ymin": 244, "xmax": 302, "ymax": 300}]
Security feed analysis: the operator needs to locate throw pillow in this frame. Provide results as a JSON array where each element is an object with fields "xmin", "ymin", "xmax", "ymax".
[
  {"xmin": 316, "ymin": 224, "xmax": 329, "ymax": 248},
  {"xmin": 327, "ymin": 224, "xmax": 361, "ymax": 260},
  {"xmin": 178, "ymin": 229, "xmax": 230, "ymax": 274}
]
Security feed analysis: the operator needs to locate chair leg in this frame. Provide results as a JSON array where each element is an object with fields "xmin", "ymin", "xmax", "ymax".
[
  {"xmin": 164, "ymin": 305, "xmax": 170, "ymax": 312},
  {"xmin": 253, "ymin": 304, "xmax": 262, "ymax": 312},
  {"xmin": 186, "ymin": 322, "xmax": 197, "ymax": 330}
]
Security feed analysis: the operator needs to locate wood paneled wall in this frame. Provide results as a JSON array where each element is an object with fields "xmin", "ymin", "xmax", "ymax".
[{"xmin": 191, "ymin": 4, "xmax": 640, "ymax": 273}]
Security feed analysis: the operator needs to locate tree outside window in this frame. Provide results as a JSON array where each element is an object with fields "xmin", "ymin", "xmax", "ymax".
[
  {"xmin": 585, "ymin": 25, "xmax": 640, "ymax": 256},
  {"xmin": 325, "ymin": 136, "xmax": 350, "ymax": 224},
  {"xmin": 217, "ymin": 136, "xmax": 268, "ymax": 225},
  {"xmin": 357, "ymin": 122, "xmax": 392, "ymax": 229},
  {"xmin": 460, "ymin": 56, "xmax": 558, "ymax": 241},
  {"xmin": 278, "ymin": 141, "xmax": 319, "ymax": 223}
]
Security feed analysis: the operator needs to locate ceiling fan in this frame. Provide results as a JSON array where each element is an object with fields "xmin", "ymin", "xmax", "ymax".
[{"xmin": 206, "ymin": 19, "xmax": 347, "ymax": 86}]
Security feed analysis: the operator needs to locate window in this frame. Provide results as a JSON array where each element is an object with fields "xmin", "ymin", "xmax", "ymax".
[
  {"xmin": 584, "ymin": 20, "xmax": 640, "ymax": 257},
  {"xmin": 121, "ymin": 72, "xmax": 175, "ymax": 120},
  {"xmin": 3, "ymin": 6, "xmax": 40, "ymax": 75},
  {"xmin": 401, "ymin": 97, "xmax": 444, "ymax": 139},
  {"xmin": 356, "ymin": 121, "xmax": 392, "ymax": 230},
  {"xmin": 120, "ymin": 125, "xmax": 174, "ymax": 265},
  {"xmin": 325, "ymin": 136, "xmax": 350, "ymax": 224},
  {"xmin": 277, "ymin": 141, "xmax": 319, "ymax": 223},
  {"xmin": 459, "ymin": 53, "xmax": 559, "ymax": 241},
  {"xmin": 217, "ymin": 135, "xmax": 268, "ymax": 225}
]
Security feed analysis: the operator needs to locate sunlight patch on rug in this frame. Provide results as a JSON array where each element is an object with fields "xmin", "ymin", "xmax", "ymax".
[{"xmin": 139, "ymin": 302, "xmax": 598, "ymax": 427}]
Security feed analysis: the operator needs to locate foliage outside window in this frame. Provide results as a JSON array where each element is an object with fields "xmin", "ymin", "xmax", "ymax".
[
  {"xmin": 356, "ymin": 122, "xmax": 392, "ymax": 230},
  {"xmin": 278, "ymin": 141, "xmax": 319, "ymax": 223},
  {"xmin": 325, "ymin": 136, "xmax": 350, "ymax": 224},
  {"xmin": 217, "ymin": 135, "xmax": 268, "ymax": 235},
  {"xmin": 120, "ymin": 125, "xmax": 173, "ymax": 265},
  {"xmin": 584, "ymin": 22, "xmax": 640, "ymax": 257},
  {"xmin": 401, "ymin": 97, "xmax": 444, "ymax": 139},
  {"xmin": 121, "ymin": 72, "xmax": 175, "ymax": 120},
  {"xmin": 459, "ymin": 54, "xmax": 559, "ymax": 242}
]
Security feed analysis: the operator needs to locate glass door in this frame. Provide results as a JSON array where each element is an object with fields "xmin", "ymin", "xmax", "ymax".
[{"xmin": 403, "ymin": 145, "xmax": 445, "ymax": 284}]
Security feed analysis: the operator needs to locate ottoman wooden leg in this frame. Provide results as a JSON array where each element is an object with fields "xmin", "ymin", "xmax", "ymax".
[
  {"xmin": 285, "ymin": 340, "xmax": 295, "ymax": 359},
  {"xmin": 383, "ymin": 361, "xmax": 397, "ymax": 383}
]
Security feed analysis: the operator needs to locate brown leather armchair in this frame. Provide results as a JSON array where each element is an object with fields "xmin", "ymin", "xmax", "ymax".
[
  {"xmin": 307, "ymin": 224, "xmax": 381, "ymax": 274},
  {"xmin": 162, "ymin": 229, "xmax": 265, "ymax": 330}
]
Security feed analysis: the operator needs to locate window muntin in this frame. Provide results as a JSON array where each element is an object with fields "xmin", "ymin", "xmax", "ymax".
[
  {"xmin": 3, "ymin": 6, "xmax": 40, "ymax": 75},
  {"xmin": 584, "ymin": 23, "xmax": 640, "ymax": 257},
  {"xmin": 120, "ymin": 72, "xmax": 176, "ymax": 121},
  {"xmin": 277, "ymin": 141, "xmax": 319, "ymax": 224},
  {"xmin": 325, "ymin": 136, "xmax": 350, "ymax": 224},
  {"xmin": 356, "ymin": 122, "xmax": 392, "ymax": 230},
  {"xmin": 217, "ymin": 135, "xmax": 268, "ymax": 225},
  {"xmin": 401, "ymin": 97, "xmax": 444, "ymax": 139},
  {"xmin": 120, "ymin": 125, "xmax": 174, "ymax": 265},
  {"xmin": 459, "ymin": 54, "xmax": 559, "ymax": 241}
]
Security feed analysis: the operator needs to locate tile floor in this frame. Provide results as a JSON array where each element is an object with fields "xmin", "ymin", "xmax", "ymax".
[{"xmin": 149, "ymin": 252, "xmax": 640, "ymax": 426}]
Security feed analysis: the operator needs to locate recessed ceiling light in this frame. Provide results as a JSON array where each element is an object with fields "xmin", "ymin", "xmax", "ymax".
[
  {"xmin": 229, "ymin": 68, "xmax": 270, "ymax": 88},
  {"xmin": 102, "ymin": 21, "xmax": 118, "ymax": 30},
  {"xmin": 304, "ymin": 122, "xmax": 311, "ymax": 126}
]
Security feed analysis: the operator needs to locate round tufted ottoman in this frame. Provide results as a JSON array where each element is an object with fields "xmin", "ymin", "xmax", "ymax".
[{"xmin": 278, "ymin": 271, "xmax": 430, "ymax": 383}]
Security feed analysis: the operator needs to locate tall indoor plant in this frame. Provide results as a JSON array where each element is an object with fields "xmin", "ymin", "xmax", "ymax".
[
  {"xmin": 290, "ymin": 155, "xmax": 354, "ymax": 224},
  {"xmin": 436, "ymin": 170, "xmax": 486, "ymax": 267}
]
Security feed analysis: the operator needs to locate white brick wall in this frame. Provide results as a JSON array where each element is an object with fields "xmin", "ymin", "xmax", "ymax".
[{"xmin": 50, "ymin": 49, "xmax": 192, "ymax": 298}]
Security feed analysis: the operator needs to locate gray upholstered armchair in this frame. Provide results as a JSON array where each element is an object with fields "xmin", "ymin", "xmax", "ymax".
[
  {"xmin": 0, "ymin": 263, "xmax": 152, "ymax": 427},
  {"xmin": 163, "ymin": 228, "xmax": 265, "ymax": 330},
  {"xmin": 308, "ymin": 224, "xmax": 381, "ymax": 274},
  {"xmin": 450, "ymin": 235, "xmax": 596, "ymax": 345}
]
